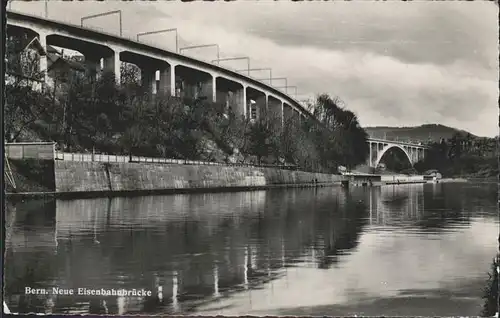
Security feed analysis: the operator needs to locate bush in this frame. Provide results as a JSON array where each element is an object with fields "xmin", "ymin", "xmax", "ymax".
[
  {"xmin": 5, "ymin": 159, "xmax": 55, "ymax": 192},
  {"xmin": 481, "ymin": 256, "xmax": 499, "ymax": 317}
]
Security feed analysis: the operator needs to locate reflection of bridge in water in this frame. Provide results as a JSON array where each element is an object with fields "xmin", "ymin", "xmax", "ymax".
[
  {"xmin": 63, "ymin": 191, "xmax": 354, "ymax": 314},
  {"xmin": 368, "ymin": 184, "xmax": 425, "ymax": 226},
  {"xmin": 6, "ymin": 188, "xmax": 369, "ymax": 314},
  {"xmin": 6, "ymin": 182, "xmax": 476, "ymax": 315},
  {"xmin": 366, "ymin": 183, "xmax": 476, "ymax": 232}
]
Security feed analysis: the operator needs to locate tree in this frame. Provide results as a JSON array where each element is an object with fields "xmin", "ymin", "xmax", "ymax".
[
  {"xmin": 5, "ymin": 32, "xmax": 375, "ymax": 174},
  {"xmin": 119, "ymin": 94, "xmax": 157, "ymax": 160},
  {"xmin": 53, "ymin": 70, "xmax": 122, "ymax": 152},
  {"xmin": 283, "ymin": 116, "xmax": 321, "ymax": 171},
  {"xmin": 4, "ymin": 34, "xmax": 53, "ymax": 142},
  {"xmin": 414, "ymin": 132, "xmax": 497, "ymax": 178},
  {"xmin": 4, "ymin": 84, "xmax": 52, "ymax": 142},
  {"xmin": 120, "ymin": 62, "xmax": 142, "ymax": 95},
  {"xmin": 209, "ymin": 109, "xmax": 250, "ymax": 162},
  {"xmin": 309, "ymin": 94, "xmax": 370, "ymax": 172},
  {"xmin": 247, "ymin": 117, "xmax": 275, "ymax": 165},
  {"xmin": 228, "ymin": 116, "xmax": 253, "ymax": 163},
  {"xmin": 5, "ymin": 33, "xmax": 44, "ymax": 83}
]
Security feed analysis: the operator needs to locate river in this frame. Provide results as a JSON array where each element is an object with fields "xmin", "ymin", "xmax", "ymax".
[{"xmin": 4, "ymin": 182, "xmax": 498, "ymax": 316}]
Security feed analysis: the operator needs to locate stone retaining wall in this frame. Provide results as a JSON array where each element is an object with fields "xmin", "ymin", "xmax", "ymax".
[{"xmin": 54, "ymin": 161, "xmax": 343, "ymax": 194}]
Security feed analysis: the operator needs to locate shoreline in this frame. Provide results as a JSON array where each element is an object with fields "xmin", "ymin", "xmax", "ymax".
[
  {"xmin": 5, "ymin": 181, "xmax": 342, "ymax": 201},
  {"xmin": 5, "ymin": 178, "xmax": 491, "ymax": 201},
  {"xmin": 5, "ymin": 160, "xmax": 346, "ymax": 200},
  {"xmin": 440, "ymin": 177, "xmax": 497, "ymax": 183},
  {"xmin": 6, "ymin": 177, "xmax": 483, "ymax": 201},
  {"xmin": 439, "ymin": 177, "xmax": 469, "ymax": 183},
  {"xmin": 382, "ymin": 181, "xmax": 427, "ymax": 185}
]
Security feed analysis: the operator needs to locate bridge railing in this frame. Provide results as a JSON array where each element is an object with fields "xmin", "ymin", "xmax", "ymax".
[
  {"xmin": 54, "ymin": 151, "xmax": 302, "ymax": 171},
  {"xmin": 368, "ymin": 135, "xmax": 427, "ymax": 146}
]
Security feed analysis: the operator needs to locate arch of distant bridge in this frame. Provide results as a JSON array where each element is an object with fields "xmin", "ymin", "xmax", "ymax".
[
  {"xmin": 367, "ymin": 138, "xmax": 428, "ymax": 168},
  {"xmin": 375, "ymin": 144, "xmax": 412, "ymax": 167}
]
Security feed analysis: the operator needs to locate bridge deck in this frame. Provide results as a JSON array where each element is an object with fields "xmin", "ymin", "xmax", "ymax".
[{"xmin": 7, "ymin": 10, "xmax": 430, "ymax": 150}]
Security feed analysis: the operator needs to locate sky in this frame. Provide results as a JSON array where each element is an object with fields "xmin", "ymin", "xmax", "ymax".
[{"xmin": 9, "ymin": 1, "xmax": 499, "ymax": 137}]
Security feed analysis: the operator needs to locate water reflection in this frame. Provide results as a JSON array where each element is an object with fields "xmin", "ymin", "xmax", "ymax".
[{"xmin": 4, "ymin": 182, "xmax": 498, "ymax": 316}]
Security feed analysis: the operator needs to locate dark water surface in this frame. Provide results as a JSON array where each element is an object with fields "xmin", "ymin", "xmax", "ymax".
[{"xmin": 4, "ymin": 183, "xmax": 498, "ymax": 316}]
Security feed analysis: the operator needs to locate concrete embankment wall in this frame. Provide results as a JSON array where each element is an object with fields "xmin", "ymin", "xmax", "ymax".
[{"xmin": 54, "ymin": 161, "xmax": 344, "ymax": 195}]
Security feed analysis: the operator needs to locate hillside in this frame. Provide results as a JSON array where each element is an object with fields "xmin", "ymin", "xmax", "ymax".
[{"xmin": 364, "ymin": 124, "xmax": 476, "ymax": 143}]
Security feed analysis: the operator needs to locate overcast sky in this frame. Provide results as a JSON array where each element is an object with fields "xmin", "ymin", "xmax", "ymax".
[{"xmin": 10, "ymin": 1, "xmax": 499, "ymax": 137}]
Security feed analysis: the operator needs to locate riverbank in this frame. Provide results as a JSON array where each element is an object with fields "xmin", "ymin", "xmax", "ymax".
[
  {"xmin": 5, "ymin": 160, "xmax": 345, "ymax": 199},
  {"xmin": 346, "ymin": 173, "xmax": 428, "ymax": 186},
  {"xmin": 348, "ymin": 174, "xmax": 487, "ymax": 186},
  {"xmin": 438, "ymin": 177, "xmax": 498, "ymax": 184},
  {"xmin": 5, "ymin": 182, "xmax": 340, "ymax": 200},
  {"xmin": 7, "ymin": 159, "xmax": 489, "ymax": 200},
  {"xmin": 439, "ymin": 178, "xmax": 469, "ymax": 183},
  {"xmin": 381, "ymin": 174, "xmax": 427, "ymax": 185}
]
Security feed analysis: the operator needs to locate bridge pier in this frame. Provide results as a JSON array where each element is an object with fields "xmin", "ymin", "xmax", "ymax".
[
  {"xmin": 367, "ymin": 142, "xmax": 373, "ymax": 167},
  {"xmin": 246, "ymin": 87, "xmax": 267, "ymax": 121},
  {"xmin": 215, "ymin": 77, "xmax": 246, "ymax": 118},
  {"xmin": 102, "ymin": 50, "xmax": 120, "ymax": 84},
  {"xmin": 411, "ymin": 147, "xmax": 417, "ymax": 164},
  {"xmin": 137, "ymin": 61, "xmax": 172, "ymax": 96},
  {"xmin": 38, "ymin": 32, "xmax": 49, "ymax": 83},
  {"xmin": 283, "ymin": 103, "xmax": 294, "ymax": 126},
  {"xmin": 294, "ymin": 110, "xmax": 301, "ymax": 125},
  {"xmin": 268, "ymin": 96, "xmax": 283, "ymax": 129},
  {"xmin": 235, "ymin": 86, "xmax": 246, "ymax": 118},
  {"xmin": 83, "ymin": 54, "xmax": 101, "ymax": 80},
  {"xmin": 141, "ymin": 67, "xmax": 157, "ymax": 94},
  {"xmin": 418, "ymin": 148, "xmax": 424, "ymax": 163},
  {"xmin": 201, "ymin": 75, "xmax": 216, "ymax": 102},
  {"xmin": 121, "ymin": 51, "xmax": 175, "ymax": 94},
  {"xmin": 281, "ymin": 102, "xmax": 285, "ymax": 128},
  {"xmin": 258, "ymin": 93, "xmax": 268, "ymax": 120},
  {"xmin": 158, "ymin": 64, "xmax": 175, "ymax": 96},
  {"xmin": 175, "ymin": 65, "xmax": 214, "ymax": 101},
  {"xmin": 81, "ymin": 49, "xmax": 121, "ymax": 84}
]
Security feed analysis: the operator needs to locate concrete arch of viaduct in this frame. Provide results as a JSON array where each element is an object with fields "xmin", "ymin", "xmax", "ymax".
[
  {"xmin": 6, "ymin": 12, "xmax": 311, "ymax": 124},
  {"xmin": 374, "ymin": 144, "xmax": 412, "ymax": 168}
]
